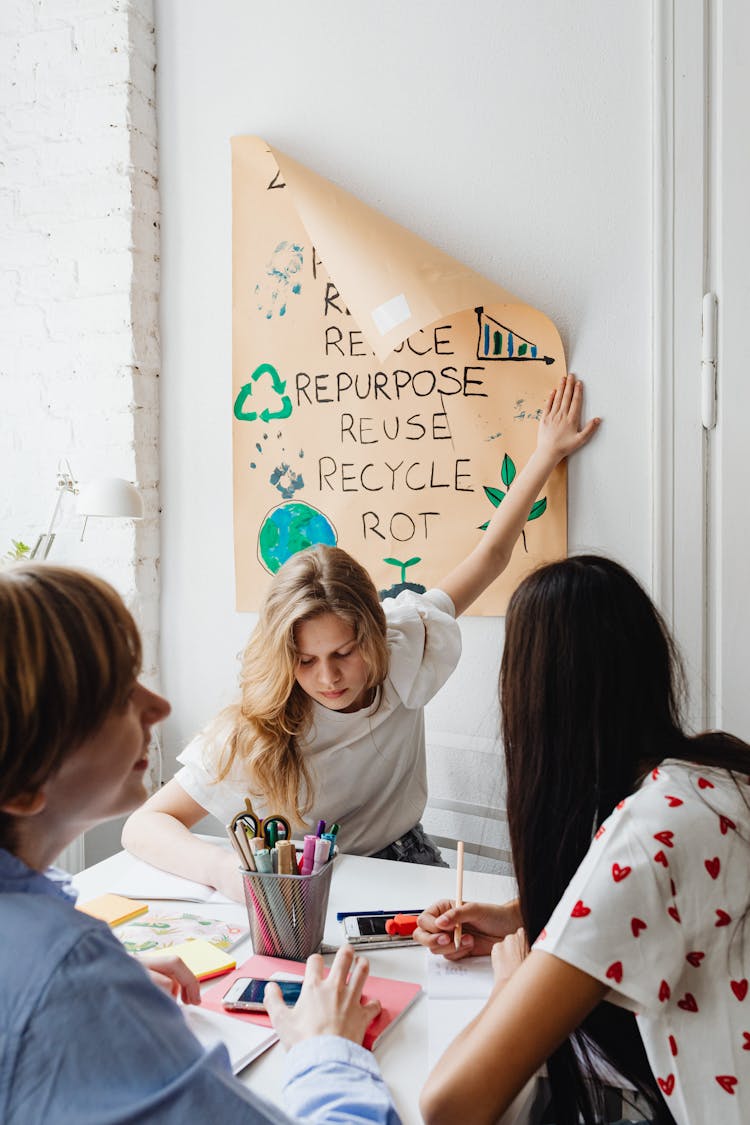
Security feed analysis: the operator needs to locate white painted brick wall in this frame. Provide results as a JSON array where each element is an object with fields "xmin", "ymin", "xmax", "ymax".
[{"xmin": 0, "ymin": 2, "xmax": 162, "ymax": 734}]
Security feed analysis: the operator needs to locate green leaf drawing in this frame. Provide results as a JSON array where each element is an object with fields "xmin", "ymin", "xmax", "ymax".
[
  {"xmin": 383, "ymin": 556, "xmax": 422, "ymax": 584},
  {"xmin": 479, "ymin": 453, "xmax": 548, "ymax": 552},
  {"xmin": 501, "ymin": 454, "xmax": 516, "ymax": 488},
  {"xmin": 527, "ymin": 497, "xmax": 548, "ymax": 521},
  {"xmin": 483, "ymin": 486, "xmax": 506, "ymax": 508}
]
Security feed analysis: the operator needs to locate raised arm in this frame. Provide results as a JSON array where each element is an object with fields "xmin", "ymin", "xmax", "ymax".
[
  {"xmin": 438, "ymin": 374, "xmax": 600, "ymax": 617},
  {"xmin": 121, "ymin": 779, "xmax": 245, "ymax": 902},
  {"xmin": 420, "ymin": 940, "xmax": 606, "ymax": 1125}
]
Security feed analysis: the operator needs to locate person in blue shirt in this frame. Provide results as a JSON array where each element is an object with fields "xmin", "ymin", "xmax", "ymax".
[{"xmin": 0, "ymin": 562, "xmax": 401, "ymax": 1125}]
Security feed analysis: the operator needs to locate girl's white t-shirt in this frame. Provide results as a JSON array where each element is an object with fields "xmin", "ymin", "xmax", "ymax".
[
  {"xmin": 174, "ymin": 588, "xmax": 461, "ymax": 855},
  {"xmin": 536, "ymin": 759, "xmax": 750, "ymax": 1124}
]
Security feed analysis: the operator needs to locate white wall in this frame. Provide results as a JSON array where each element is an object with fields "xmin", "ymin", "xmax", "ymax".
[
  {"xmin": 155, "ymin": 1, "xmax": 653, "ymax": 865},
  {"xmin": 0, "ymin": 0, "xmax": 161, "ymax": 867}
]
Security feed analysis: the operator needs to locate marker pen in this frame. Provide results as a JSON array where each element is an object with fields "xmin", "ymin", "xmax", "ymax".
[
  {"xmin": 254, "ymin": 848, "xmax": 273, "ymax": 874},
  {"xmin": 312, "ymin": 837, "xmax": 331, "ymax": 873},
  {"xmin": 320, "ymin": 831, "xmax": 337, "ymax": 859},
  {"xmin": 300, "ymin": 834, "xmax": 318, "ymax": 876}
]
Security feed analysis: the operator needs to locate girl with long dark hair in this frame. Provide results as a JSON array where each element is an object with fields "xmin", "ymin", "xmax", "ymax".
[{"xmin": 416, "ymin": 555, "xmax": 750, "ymax": 1125}]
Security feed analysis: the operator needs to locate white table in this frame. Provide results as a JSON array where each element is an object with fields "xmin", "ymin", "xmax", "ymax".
[{"xmin": 74, "ymin": 848, "xmax": 515, "ymax": 1124}]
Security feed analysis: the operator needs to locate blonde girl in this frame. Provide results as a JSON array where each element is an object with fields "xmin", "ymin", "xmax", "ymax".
[{"xmin": 123, "ymin": 375, "xmax": 599, "ymax": 901}]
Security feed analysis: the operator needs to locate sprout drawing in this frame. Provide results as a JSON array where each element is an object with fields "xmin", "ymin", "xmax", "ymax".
[
  {"xmin": 383, "ymin": 556, "xmax": 421, "ymax": 584},
  {"xmin": 479, "ymin": 453, "xmax": 547, "ymax": 552}
]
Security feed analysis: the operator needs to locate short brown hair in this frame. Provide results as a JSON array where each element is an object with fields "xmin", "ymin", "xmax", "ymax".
[{"xmin": 0, "ymin": 564, "xmax": 141, "ymax": 848}]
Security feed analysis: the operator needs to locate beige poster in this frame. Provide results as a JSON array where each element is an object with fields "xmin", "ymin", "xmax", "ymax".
[{"xmin": 232, "ymin": 137, "xmax": 567, "ymax": 615}]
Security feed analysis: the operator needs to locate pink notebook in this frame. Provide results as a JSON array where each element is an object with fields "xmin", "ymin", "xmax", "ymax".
[{"xmin": 201, "ymin": 953, "xmax": 422, "ymax": 1051}]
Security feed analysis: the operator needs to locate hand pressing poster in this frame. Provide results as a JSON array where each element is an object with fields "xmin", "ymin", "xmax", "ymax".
[{"xmin": 232, "ymin": 136, "xmax": 566, "ymax": 615}]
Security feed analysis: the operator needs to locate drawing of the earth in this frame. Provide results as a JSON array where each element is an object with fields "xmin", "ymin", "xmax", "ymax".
[{"xmin": 258, "ymin": 501, "xmax": 337, "ymax": 574}]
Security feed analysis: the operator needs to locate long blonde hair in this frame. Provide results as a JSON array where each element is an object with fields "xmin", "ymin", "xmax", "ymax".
[{"xmin": 214, "ymin": 546, "xmax": 388, "ymax": 824}]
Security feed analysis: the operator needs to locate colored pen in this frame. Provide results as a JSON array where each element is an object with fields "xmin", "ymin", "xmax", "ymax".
[
  {"xmin": 315, "ymin": 819, "xmax": 326, "ymax": 837},
  {"xmin": 300, "ymin": 834, "xmax": 318, "ymax": 876},
  {"xmin": 454, "ymin": 841, "xmax": 465, "ymax": 951},
  {"xmin": 267, "ymin": 821, "xmax": 278, "ymax": 850},
  {"xmin": 336, "ymin": 908, "xmax": 424, "ymax": 921},
  {"xmin": 312, "ymin": 837, "xmax": 331, "ymax": 873},
  {"xmin": 254, "ymin": 848, "xmax": 273, "ymax": 874},
  {"xmin": 276, "ymin": 840, "xmax": 295, "ymax": 875},
  {"xmin": 320, "ymin": 830, "xmax": 337, "ymax": 858}
]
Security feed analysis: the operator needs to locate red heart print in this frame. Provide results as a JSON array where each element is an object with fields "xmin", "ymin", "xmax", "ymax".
[
  {"xmin": 716, "ymin": 909, "xmax": 732, "ymax": 927},
  {"xmin": 742, "ymin": 1032, "xmax": 750, "ymax": 1051},
  {"xmin": 720, "ymin": 815, "xmax": 736, "ymax": 835},
  {"xmin": 658, "ymin": 1074, "xmax": 675, "ymax": 1096},
  {"xmin": 631, "ymin": 917, "xmax": 647, "ymax": 937},
  {"xmin": 654, "ymin": 850, "xmax": 669, "ymax": 867},
  {"xmin": 670, "ymin": 879, "xmax": 677, "ymax": 897},
  {"xmin": 668, "ymin": 905, "xmax": 681, "ymax": 923},
  {"xmin": 668, "ymin": 1035, "xmax": 678, "ymax": 1057},
  {"xmin": 652, "ymin": 768, "xmax": 660, "ymax": 780},
  {"xmin": 658, "ymin": 979, "xmax": 671, "ymax": 1002},
  {"xmin": 654, "ymin": 830, "xmax": 674, "ymax": 847},
  {"xmin": 665, "ymin": 794, "xmax": 683, "ymax": 807},
  {"xmin": 595, "ymin": 825, "xmax": 606, "ymax": 840},
  {"xmin": 686, "ymin": 951, "xmax": 705, "ymax": 967},
  {"xmin": 606, "ymin": 961, "xmax": 623, "ymax": 984},
  {"xmin": 698, "ymin": 776, "xmax": 714, "ymax": 789},
  {"xmin": 715, "ymin": 1075, "xmax": 737, "ymax": 1094},
  {"xmin": 731, "ymin": 979, "xmax": 748, "ymax": 1001},
  {"xmin": 611, "ymin": 863, "xmax": 631, "ymax": 883},
  {"xmin": 677, "ymin": 993, "xmax": 698, "ymax": 1012},
  {"xmin": 616, "ymin": 800, "xmax": 625, "ymax": 810},
  {"xmin": 705, "ymin": 857, "xmax": 721, "ymax": 879},
  {"xmin": 571, "ymin": 900, "xmax": 590, "ymax": 918}
]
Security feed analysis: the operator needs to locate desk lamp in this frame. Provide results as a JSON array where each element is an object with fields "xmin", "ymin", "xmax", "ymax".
[{"xmin": 30, "ymin": 458, "xmax": 143, "ymax": 559}]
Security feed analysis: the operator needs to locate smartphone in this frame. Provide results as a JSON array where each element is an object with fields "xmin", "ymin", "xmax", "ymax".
[
  {"xmin": 343, "ymin": 913, "xmax": 416, "ymax": 946},
  {"xmin": 221, "ymin": 977, "xmax": 303, "ymax": 1011}
]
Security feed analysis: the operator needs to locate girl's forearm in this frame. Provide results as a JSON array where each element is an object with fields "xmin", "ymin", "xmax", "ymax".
[{"xmin": 121, "ymin": 808, "xmax": 229, "ymax": 889}]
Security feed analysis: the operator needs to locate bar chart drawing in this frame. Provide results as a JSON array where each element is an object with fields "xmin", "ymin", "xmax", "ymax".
[{"xmin": 475, "ymin": 307, "xmax": 555, "ymax": 364}]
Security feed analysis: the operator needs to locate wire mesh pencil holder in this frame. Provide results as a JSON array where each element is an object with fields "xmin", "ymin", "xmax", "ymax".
[{"xmin": 241, "ymin": 857, "xmax": 336, "ymax": 960}]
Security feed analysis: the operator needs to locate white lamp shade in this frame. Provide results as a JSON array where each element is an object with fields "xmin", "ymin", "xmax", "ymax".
[{"xmin": 76, "ymin": 478, "xmax": 144, "ymax": 519}]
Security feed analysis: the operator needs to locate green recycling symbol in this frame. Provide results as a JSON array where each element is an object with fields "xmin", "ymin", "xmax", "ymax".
[{"xmin": 233, "ymin": 362, "xmax": 293, "ymax": 422}]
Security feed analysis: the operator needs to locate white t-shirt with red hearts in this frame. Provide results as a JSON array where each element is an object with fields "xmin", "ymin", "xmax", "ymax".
[{"xmin": 536, "ymin": 759, "xmax": 750, "ymax": 1124}]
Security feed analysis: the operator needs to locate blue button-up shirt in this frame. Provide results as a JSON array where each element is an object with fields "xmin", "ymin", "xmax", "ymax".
[{"xmin": 0, "ymin": 849, "xmax": 401, "ymax": 1124}]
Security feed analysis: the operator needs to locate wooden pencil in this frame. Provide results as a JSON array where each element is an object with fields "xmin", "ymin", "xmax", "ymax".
[{"xmin": 454, "ymin": 841, "xmax": 464, "ymax": 951}]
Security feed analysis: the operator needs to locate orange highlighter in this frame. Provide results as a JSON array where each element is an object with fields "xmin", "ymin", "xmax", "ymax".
[{"xmin": 384, "ymin": 914, "xmax": 420, "ymax": 937}]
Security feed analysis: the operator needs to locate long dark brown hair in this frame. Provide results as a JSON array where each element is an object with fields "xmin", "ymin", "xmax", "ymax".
[{"xmin": 501, "ymin": 555, "xmax": 750, "ymax": 1125}]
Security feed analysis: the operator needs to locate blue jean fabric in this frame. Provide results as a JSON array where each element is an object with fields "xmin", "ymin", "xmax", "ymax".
[{"xmin": 369, "ymin": 821, "xmax": 448, "ymax": 866}]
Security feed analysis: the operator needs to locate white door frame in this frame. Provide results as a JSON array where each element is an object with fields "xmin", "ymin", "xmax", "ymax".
[{"xmin": 652, "ymin": 0, "xmax": 710, "ymax": 731}]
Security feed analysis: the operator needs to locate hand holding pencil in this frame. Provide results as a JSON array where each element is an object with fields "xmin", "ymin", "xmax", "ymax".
[{"xmin": 413, "ymin": 892, "xmax": 524, "ymax": 961}]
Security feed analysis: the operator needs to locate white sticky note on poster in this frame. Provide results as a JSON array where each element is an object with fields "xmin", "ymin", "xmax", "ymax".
[{"xmin": 371, "ymin": 292, "xmax": 411, "ymax": 335}]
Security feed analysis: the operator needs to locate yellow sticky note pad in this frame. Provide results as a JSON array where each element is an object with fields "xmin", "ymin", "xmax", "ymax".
[
  {"xmin": 166, "ymin": 939, "xmax": 236, "ymax": 981},
  {"xmin": 77, "ymin": 893, "xmax": 148, "ymax": 927}
]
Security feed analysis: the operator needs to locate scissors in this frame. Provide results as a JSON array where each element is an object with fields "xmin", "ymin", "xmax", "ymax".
[{"xmin": 229, "ymin": 798, "xmax": 291, "ymax": 850}]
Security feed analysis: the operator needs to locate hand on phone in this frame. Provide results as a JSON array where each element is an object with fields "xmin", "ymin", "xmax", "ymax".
[
  {"xmin": 264, "ymin": 944, "xmax": 381, "ymax": 1049},
  {"xmin": 222, "ymin": 977, "xmax": 303, "ymax": 1011}
]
